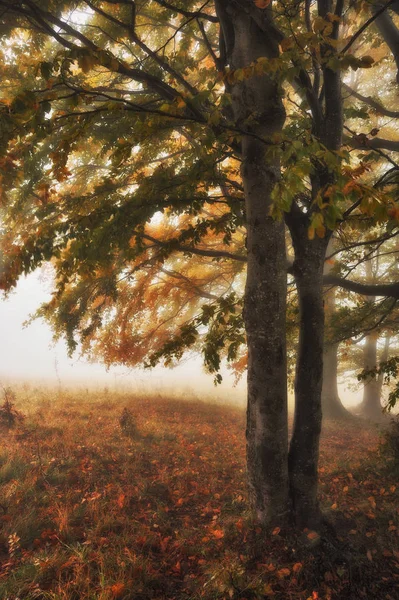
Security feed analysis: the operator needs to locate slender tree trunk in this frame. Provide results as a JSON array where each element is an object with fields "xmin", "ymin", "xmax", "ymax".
[
  {"xmin": 357, "ymin": 257, "xmax": 385, "ymax": 420},
  {"xmin": 376, "ymin": 335, "xmax": 390, "ymax": 402},
  {"xmin": 359, "ymin": 330, "xmax": 385, "ymax": 419},
  {"xmin": 284, "ymin": 0, "xmax": 343, "ymax": 528},
  {"xmin": 322, "ymin": 242, "xmax": 354, "ymax": 420},
  {"xmin": 287, "ymin": 213, "xmax": 330, "ymax": 527},
  {"xmin": 216, "ymin": 2, "xmax": 290, "ymax": 525},
  {"xmin": 322, "ymin": 342, "xmax": 354, "ymax": 419}
]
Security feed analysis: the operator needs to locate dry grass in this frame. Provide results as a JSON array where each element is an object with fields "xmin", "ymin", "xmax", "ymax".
[{"xmin": 0, "ymin": 386, "xmax": 398, "ymax": 599}]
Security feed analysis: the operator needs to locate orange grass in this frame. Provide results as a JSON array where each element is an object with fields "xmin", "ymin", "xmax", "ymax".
[{"xmin": 0, "ymin": 387, "xmax": 398, "ymax": 599}]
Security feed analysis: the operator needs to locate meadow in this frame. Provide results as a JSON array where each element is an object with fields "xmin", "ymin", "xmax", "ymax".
[{"xmin": 0, "ymin": 386, "xmax": 398, "ymax": 600}]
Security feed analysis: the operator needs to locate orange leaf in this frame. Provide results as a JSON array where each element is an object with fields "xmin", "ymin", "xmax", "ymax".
[
  {"xmin": 117, "ymin": 493, "xmax": 125, "ymax": 509},
  {"xmin": 235, "ymin": 518, "xmax": 244, "ymax": 531},
  {"xmin": 293, "ymin": 562, "xmax": 303, "ymax": 573},
  {"xmin": 111, "ymin": 583, "xmax": 126, "ymax": 598},
  {"xmin": 211, "ymin": 529, "xmax": 224, "ymax": 539},
  {"xmin": 277, "ymin": 567, "xmax": 291, "ymax": 578},
  {"xmin": 272, "ymin": 526, "xmax": 281, "ymax": 536},
  {"xmin": 254, "ymin": 0, "xmax": 271, "ymax": 7},
  {"xmin": 307, "ymin": 531, "xmax": 320, "ymax": 541}
]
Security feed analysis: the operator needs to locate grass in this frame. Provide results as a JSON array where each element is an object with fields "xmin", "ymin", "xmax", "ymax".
[{"xmin": 0, "ymin": 386, "xmax": 398, "ymax": 599}]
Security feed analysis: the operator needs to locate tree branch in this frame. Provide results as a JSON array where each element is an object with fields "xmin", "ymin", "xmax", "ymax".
[
  {"xmin": 323, "ymin": 275, "xmax": 399, "ymax": 298},
  {"xmin": 343, "ymin": 82, "xmax": 399, "ymax": 118}
]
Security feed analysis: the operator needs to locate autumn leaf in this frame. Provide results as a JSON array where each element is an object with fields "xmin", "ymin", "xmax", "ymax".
[
  {"xmin": 277, "ymin": 567, "xmax": 291, "ymax": 578},
  {"xmin": 211, "ymin": 529, "xmax": 224, "ymax": 539},
  {"xmin": 110, "ymin": 583, "xmax": 126, "ymax": 598},
  {"xmin": 254, "ymin": 0, "xmax": 271, "ymax": 7},
  {"xmin": 272, "ymin": 526, "xmax": 281, "ymax": 536}
]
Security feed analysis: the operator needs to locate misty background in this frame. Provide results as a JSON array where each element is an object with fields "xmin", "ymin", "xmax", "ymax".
[{"xmin": 0, "ymin": 270, "xmax": 363, "ymax": 407}]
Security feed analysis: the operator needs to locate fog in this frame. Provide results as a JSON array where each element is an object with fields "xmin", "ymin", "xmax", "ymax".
[
  {"xmin": 0, "ymin": 271, "xmax": 248, "ymax": 402},
  {"xmin": 0, "ymin": 271, "xmax": 364, "ymax": 408}
]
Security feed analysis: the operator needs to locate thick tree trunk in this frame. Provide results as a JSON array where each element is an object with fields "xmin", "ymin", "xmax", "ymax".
[
  {"xmin": 287, "ymin": 214, "xmax": 330, "ymax": 527},
  {"xmin": 216, "ymin": 2, "xmax": 290, "ymax": 525}
]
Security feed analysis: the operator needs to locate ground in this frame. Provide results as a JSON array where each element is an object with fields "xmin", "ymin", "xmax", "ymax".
[{"xmin": 0, "ymin": 387, "xmax": 398, "ymax": 599}]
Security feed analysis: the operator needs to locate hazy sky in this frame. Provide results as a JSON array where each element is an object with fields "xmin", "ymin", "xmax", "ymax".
[{"xmin": 0, "ymin": 270, "xmax": 246, "ymax": 399}]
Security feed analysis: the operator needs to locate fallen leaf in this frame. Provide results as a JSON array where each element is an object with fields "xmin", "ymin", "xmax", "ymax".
[
  {"xmin": 111, "ymin": 583, "xmax": 126, "ymax": 598},
  {"xmin": 211, "ymin": 529, "xmax": 224, "ymax": 539}
]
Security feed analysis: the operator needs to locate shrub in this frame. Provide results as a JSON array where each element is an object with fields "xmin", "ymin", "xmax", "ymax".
[
  {"xmin": 381, "ymin": 418, "xmax": 399, "ymax": 462},
  {"xmin": 119, "ymin": 407, "xmax": 139, "ymax": 438},
  {"xmin": 0, "ymin": 387, "xmax": 24, "ymax": 428}
]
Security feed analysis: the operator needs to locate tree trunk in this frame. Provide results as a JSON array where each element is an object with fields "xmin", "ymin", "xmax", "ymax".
[
  {"xmin": 216, "ymin": 2, "xmax": 290, "ymax": 525},
  {"xmin": 322, "ymin": 342, "xmax": 354, "ymax": 419},
  {"xmin": 322, "ymin": 245, "xmax": 354, "ymax": 420},
  {"xmin": 287, "ymin": 213, "xmax": 330, "ymax": 527},
  {"xmin": 357, "ymin": 257, "xmax": 385, "ymax": 421},
  {"xmin": 359, "ymin": 331, "xmax": 383, "ymax": 419}
]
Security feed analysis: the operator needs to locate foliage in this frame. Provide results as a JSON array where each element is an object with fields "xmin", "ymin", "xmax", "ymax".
[
  {"xmin": 1, "ymin": 0, "xmax": 399, "ymax": 381},
  {"xmin": 0, "ymin": 387, "xmax": 398, "ymax": 599}
]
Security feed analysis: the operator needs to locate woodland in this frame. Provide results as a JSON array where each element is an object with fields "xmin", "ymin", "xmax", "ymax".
[{"xmin": 1, "ymin": 0, "xmax": 399, "ymax": 597}]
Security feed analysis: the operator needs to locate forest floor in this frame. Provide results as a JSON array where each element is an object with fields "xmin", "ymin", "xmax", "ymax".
[{"xmin": 0, "ymin": 387, "xmax": 398, "ymax": 600}]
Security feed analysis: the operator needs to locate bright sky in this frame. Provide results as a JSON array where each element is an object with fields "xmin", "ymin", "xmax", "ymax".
[{"xmin": 0, "ymin": 270, "xmax": 245, "ymax": 401}]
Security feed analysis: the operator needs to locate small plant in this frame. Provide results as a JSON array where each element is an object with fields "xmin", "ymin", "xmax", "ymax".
[
  {"xmin": 381, "ymin": 417, "xmax": 399, "ymax": 462},
  {"xmin": 0, "ymin": 388, "xmax": 24, "ymax": 428},
  {"xmin": 119, "ymin": 407, "xmax": 139, "ymax": 438}
]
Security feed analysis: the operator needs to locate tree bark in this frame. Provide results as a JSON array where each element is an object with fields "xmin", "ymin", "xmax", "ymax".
[
  {"xmin": 285, "ymin": 0, "xmax": 343, "ymax": 528},
  {"xmin": 216, "ymin": 1, "xmax": 290, "ymax": 525},
  {"xmin": 287, "ymin": 213, "xmax": 330, "ymax": 527}
]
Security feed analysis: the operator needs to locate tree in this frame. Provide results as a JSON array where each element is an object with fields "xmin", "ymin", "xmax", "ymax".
[{"xmin": 2, "ymin": 0, "xmax": 399, "ymax": 528}]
